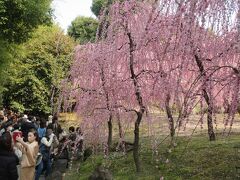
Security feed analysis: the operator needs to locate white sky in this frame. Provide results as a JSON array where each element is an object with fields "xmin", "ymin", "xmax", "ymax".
[{"xmin": 52, "ymin": 0, "xmax": 95, "ymax": 32}]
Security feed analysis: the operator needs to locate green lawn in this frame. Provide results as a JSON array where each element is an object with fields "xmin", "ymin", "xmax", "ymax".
[{"xmin": 64, "ymin": 134, "xmax": 240, "ymax": 180}]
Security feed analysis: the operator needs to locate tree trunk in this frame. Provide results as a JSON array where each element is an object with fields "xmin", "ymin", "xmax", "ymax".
[
  {"xmin": 116, "ymin": 111, "xmax": 126, "ymax": 152},
  {"xmin": 95, "ymin": 1, "xmax": 113, "ymax": 151},
  {"xmin": 194, "ymin": 54, "xmax": 215, "ymax": 141},
  {"xmin": 205, "ymin": 97, "xmax": 215, "ymax": 141},
  {"xmin": 50, "ymin": 86, "xmax": 55, "ymax": 115},
  {"xmin": 107, "ymin": 114, "xmax": 113, "ymax": 150},
  {"xmin": 133, "ymin": 112, "xmax": 142, "ymax": 172},
  {"xmin": 127, "ymin": 32, "xmax": 145, "ymax": 172},
  {"xmin": 116, "ymin": 111, "xmax": 123, "ymax": 140},
  {"xmin": 117, "ymin": 112, "xmax": 126, "ymax": 152},
  {"xmin": 99, "ymin": 63, "xmax": 113, "ymax": 149},
  {"xmin": 165, "ymin": 93, "xmax": 175, "ymax": 138}
]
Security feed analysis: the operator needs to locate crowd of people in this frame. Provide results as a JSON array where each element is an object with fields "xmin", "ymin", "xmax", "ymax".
[{"xmin": 0, "ymin": 109, "xmax": 84, "ymax": 180}]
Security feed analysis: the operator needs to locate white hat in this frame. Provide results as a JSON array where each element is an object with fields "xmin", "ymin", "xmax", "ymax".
[
  {"xmin": 48, "ymin": 115, "xmax": 53, "ymax": 122},
  {"xmin": 61, "ymin": 131, "xmax": 68, "ymax": 137},
  {"xmin": 23, "ymin": 114, "xmax": 28, "ymax": 119}
]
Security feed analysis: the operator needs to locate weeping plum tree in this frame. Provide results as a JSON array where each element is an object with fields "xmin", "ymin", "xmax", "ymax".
[
  {"xmin": 169, "ymin": 0, "xmax": 240, "ymax": 140},
  {"xmin": 70, "ymin": 0, "xmax": 192, "ymax": 171},
  {"xmin": 64, "ymin": 0, "xmax": 240, "ymax": 172},
  {"xmin": 70, "ymin": 1, "xmax": 168, "ymax": 171},
  {"xmin": 145, "ymin": 0, "xmax": 240, "ymax": 141},
  {"xmin": 95, "ymin": 0, "xmax": 115, "ymax": 150}
]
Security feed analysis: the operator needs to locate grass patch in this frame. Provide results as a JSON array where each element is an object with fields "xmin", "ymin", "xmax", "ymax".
[{"xmin": 65, "ymin": 134, "xmax": 240, "ymax": 179}]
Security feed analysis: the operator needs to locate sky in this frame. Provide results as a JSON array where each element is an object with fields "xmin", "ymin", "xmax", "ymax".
[{"xmin": 52, "ymin": 0, "xmax": 95, "ymax": 32}]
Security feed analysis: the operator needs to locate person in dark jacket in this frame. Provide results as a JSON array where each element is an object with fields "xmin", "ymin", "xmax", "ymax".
[
  {"xmin": 0, "ymin": 131, "xmax": 19, "ymax": 180},
  {"xmin": 51, "ymin": 134, "xmax": 70, "ymax": 179},
  {"xmin": 47, "ymin": 114, "xmax": 62, "ymax": 139},
  {"xmin": 68, "ymin": 126, "xmax": 76, "ymax": 141},
  {"xmin": 20, "ymin": 115, "xmax": 36, "ymax": 142}
]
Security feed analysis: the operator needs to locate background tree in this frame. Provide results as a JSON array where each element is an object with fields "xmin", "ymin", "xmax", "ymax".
[
  {"xmin": 67, "ymin": 16, "xmax": 98, "ymax": 44},
  {"xmin": 0, "ymin": 41, "xmax": 15, "ymax": 106},
  {"xmin": 0, "ymin": 0, "xmax": 52, "ymax": 107},
  {"xmin": 91, "ymin": 0, "xmax": 107, "ymax": 17},
  {"xmin": 3, "ymin": 25, "xmax": 75, "ymax": 116},
  {"xmin": 0, "ymin": 0, "xmax": 52, "ymax": 43}
]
